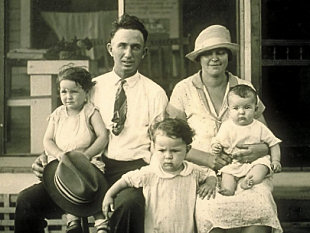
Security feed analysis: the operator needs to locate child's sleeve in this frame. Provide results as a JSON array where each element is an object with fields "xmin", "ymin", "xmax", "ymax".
[
  {"xmin": 121, "ymin": 166, "xmax": 150, "ymax": 188},
  {"xmin": 260, "ymin": 123, "xmax": 282, "ymax": 147}
]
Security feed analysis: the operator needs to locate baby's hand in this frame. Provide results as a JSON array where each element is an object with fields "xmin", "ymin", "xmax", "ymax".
[
  {"xmin": 271, "ymin": 161, "xmax": 282, "ymax": 173},
  {"xmin": 211, "ymin": 143, "xmax": 223, "ymax": 155},
  {"xmin": 197, "ymin": 176, "xmax": 217, "ymax": 200}
]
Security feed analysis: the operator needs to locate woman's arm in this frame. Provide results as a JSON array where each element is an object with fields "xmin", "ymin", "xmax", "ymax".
[
  {"xmin": 83, "ymin": 110, "xmax": 108, "ymax": 160},
  {"xmin": 102, "ymin": 178, "xmax": 129, "ymax": 218},
  {"xmin": 186, "ymin": 148, "xmax": 232, "ymax": 171}
]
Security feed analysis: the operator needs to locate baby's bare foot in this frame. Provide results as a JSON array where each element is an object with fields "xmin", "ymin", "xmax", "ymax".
[{"xmin": 240, "ymin": 175, "xmax": 254, "ymax": 190}]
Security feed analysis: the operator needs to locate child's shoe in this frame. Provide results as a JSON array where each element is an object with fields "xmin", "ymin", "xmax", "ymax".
[{"xmin": 66, "ymin": 219, "xmax": 83, "ymax": 233}]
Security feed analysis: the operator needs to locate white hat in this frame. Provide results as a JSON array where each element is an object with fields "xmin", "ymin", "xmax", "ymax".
[{"xmin": 186, "ymin": 25, "xmax": 239, "ymax": 62}]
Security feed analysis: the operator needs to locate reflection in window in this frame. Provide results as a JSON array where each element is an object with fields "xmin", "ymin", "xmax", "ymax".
[{"xmin": 5, "ymin": 107, "xmax": 30, "ymax": 154}]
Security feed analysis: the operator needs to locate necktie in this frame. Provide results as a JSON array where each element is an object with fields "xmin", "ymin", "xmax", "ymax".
[{"xmin": 112, "ymin": 80, "xmax": 127, "ymax": 135}]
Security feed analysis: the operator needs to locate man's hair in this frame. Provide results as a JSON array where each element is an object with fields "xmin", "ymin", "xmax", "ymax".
[
  {"xmin": 150, "ymin": 118, "xmax": 195, "ymax": 145},
  {"xmin": 228, "ymin": 84, "xmax": 257, "ymax": 105},
  {"xmin": 58, "ymin": 65, "xmax": 95, "ymax": 92},
  {"xmin": 110, "ymin": 14, "xmax": 148, "ymax": 43}
]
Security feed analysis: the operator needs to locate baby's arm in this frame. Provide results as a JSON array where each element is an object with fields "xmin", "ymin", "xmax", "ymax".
[
  {"xmin": 83, "ymin": 110, "xmax": 108, "ymax": 160},
  {"xmin": 102, "ymin": 178, "xmax": 129, "ymax": 218},
  {"xmin": 43, "ymin": 119, "xmax": 64, "ymax": 160},
  {"xmin": 270, "ymin": 144, "xmax": 281, "ymax": 173}
]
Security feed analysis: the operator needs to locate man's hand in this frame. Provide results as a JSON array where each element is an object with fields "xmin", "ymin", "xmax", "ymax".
[
  {"xmin": 233, "ymin": 143, "xmax": 268, "ymax": 164},
  {"xmin": 31, "ymin": 153, "xmax": 48, "ymax": 180}
]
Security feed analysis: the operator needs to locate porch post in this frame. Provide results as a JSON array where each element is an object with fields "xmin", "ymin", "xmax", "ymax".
[{"xmin": 118, "ymin": 0, "xmax": 125, "ymax": 17}]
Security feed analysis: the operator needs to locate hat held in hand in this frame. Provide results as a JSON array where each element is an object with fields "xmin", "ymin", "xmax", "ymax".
[
  {"xmin": 186, "ymin": 25, "xmax": 239, "ymax": 62},
  {"xmin": 43, "ymin": 151, "xmax": 108, "ymax": 217}
]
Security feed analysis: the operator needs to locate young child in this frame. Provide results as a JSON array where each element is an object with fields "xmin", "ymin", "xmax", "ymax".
[
  {"xmin": 102, "ymin": 118, "xmax": 217, "ymax": 233},
  {"xmin": 43, "ymin": 65, "xmax": 109, "ymax": 233},
  {"xmin": 211, "ymin": 84, "xmax": 282, "ymax": 196}
]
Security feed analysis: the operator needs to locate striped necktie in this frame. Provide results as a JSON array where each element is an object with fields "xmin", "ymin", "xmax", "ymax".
[{"xmin": 112, "ymin": 80, "xmax": 127, "ymax": 135}]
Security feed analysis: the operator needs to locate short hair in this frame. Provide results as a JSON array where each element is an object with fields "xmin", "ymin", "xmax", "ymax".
[
  {"xmin": 58, "ymin": 65, "xmax": 95, "ymax": 92},
  {"xmin": 110, "ymin": 14, "xmax": 148, "ymax": 43},
  {"xmin": 150, "ymin": 118, "xmax": 195, "ymax": 145},
  {"xmin": 228, "ymin": 84, "xmax": 257, "ymax": 105}
]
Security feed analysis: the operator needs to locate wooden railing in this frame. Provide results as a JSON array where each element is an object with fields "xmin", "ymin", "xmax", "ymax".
[
  {"xmin": 262, "ymin": 39, "xmax": 310, "ymax": 66},
  {"xmin": 0, "ymin": 194, "xmax": 95, "ymax": 233}
]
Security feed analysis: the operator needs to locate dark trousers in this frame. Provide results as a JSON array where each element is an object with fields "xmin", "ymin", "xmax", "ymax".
[{"xmin": 14, "ymin": 156, "xmax": 147, "ymax": 233}]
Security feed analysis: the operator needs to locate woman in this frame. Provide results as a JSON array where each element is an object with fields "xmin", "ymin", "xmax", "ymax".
[{"xmin": 167, "ymin": 25, "xmax": 282, "ymax": 233}]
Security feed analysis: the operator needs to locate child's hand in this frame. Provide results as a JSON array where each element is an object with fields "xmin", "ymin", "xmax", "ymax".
[
  {"xmin": 197, "ymin": 176, "xmax": 217, "ymax": 200},
  {"xmin": 211, "ymin": 143, "xmax": 222, "ymax": 155},
  {"xmin": 102, "ymin": 195, "xmax": 115, "ymax": 219},
  {"xmin": 271, "ymin": 161, "xmax": 282, "ymax": 173}
]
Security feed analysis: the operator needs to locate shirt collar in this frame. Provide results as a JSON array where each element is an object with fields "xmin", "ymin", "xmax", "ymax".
[{"xmin": 112, "ymin": 70, "xmax": 140, "ymax": 87}]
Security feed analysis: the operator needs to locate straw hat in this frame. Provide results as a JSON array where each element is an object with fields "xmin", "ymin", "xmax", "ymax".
[
  {"xmin": 186, "ymin": 25, "xmax": 239, "ymax": 62},
  {"xmin": 43, "ymin": 151, "xmax": 108, "ymax": 217}
]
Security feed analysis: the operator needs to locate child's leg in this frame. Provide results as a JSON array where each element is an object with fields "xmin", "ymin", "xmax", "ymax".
[
  {"xmin": 219, "ymin": 173, "xmax": 237, "ymax": 196},
  {"xmin": 94, "ymin": 212, "xmax": 109, "ymax": 233},
  {"xmin": 240, "ymin": 164, "xmax": 269, "ymax": 190},
  {"xmin": 66, "ymin": 213, "xmax": 82, "ymax": 233}
]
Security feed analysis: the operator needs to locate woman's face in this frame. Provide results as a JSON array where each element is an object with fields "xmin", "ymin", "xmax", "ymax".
[{"xmin": 199, "ymin": 48, "xmax": 229, "ymax": 77}]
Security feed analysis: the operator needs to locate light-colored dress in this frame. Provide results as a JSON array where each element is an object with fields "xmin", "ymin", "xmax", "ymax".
[
  {"xmin": 122, "ymin": 158, "xmax": 215, "ymax": 233},
  {"xmin": 213, "ymin": 119, "xmax": 282, "ymax": 177},
  {"xmin": 46, "ymin": 102, "xmax": 105, "ymax": 172},
  {"xmin": 168, "ymin": 71, "xmax": 282, "ymax": 233}
]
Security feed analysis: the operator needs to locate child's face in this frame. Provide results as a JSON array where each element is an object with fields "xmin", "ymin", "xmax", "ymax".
[
  {"xmin": 228, "ymin": 93, "xmax": 256, "ymax": 126},
  {"xmin": 153, "ymin": 131, "xmax": 189, "ymax": 174},
  {"xmin": 59, "ymin": 80, "xmax": 87, "ymax": 113}
]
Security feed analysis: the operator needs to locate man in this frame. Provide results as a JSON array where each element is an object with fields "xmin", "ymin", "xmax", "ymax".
[{"xmin": 14, "ymin": 14, "xmax": 168, "ymax": 233}]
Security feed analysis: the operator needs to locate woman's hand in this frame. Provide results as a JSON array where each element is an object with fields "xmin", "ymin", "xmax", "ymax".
[
  {"xmin": 214, "ymin": 151, "xmax": 232, "ymax": 171},
  {"xmin": 31, "ymin": 153, "xmax": 48, "ymax": 180},
  {"xmin": 197, "ymin": 176, "xmax": 217, "ymax": 200},
  {"xmin": 233, "ymin": 143, "xmax": 269, "ymax": 163}
]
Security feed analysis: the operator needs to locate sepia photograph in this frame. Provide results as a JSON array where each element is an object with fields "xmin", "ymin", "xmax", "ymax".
[{"xmin": 0, "ymin": 0, "xmax": 309, "ymax": 232}]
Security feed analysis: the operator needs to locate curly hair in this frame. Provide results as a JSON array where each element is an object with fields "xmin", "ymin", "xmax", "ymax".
[
  {"xmin": 58, "ymin": 64, "xmax": 95, "ymax": 92},
  {"xmin": 110, "ymin": 13, "xmax": 148, "ymax": 43},
  {"xmin": 150, "ymin": 118, "xmax": 195, "ymax": 145}
]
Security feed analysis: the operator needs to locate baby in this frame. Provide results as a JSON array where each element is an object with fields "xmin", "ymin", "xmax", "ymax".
[{"xmin": 211, "ymin": 84, "xmax": 281, "ymax": 196}]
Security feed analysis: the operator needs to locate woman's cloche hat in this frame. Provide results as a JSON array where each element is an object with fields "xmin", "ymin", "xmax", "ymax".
[
  {"xmin": 43, "ymin": 151, "xmax": 108, "ymax": 217},
  {"xmin": 186, "ymin": 25, "xmax": 239, "ymax": 62}
]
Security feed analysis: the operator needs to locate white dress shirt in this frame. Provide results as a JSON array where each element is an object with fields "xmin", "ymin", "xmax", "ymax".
[{"xmin": 91, "ymin": 70, "xmax": 168, "ymax": 162}]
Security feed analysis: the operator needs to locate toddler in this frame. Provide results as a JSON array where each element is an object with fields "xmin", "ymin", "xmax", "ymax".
[
  {"xmin": 43, "ymin": 65, "xmax": 108, "ymax": 233},
  {"xmin": 102, "ymin": 118, "xmax": 217, "ymax": 233},
  {"xmin": 211, "ymin": 84, "xmax": 281, "ymax": 196}
]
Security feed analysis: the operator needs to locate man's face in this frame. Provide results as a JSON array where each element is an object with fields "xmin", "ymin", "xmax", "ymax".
[{"xmin": 107, "ymin": 29, "xmax": 146, "ymax": 78}]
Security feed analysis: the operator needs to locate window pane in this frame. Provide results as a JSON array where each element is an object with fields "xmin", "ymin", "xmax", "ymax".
[
  {"xmin": 10, "ymin": 66, "xmax": 30, "ymax": 97},
  {"xmin": 5, "ymin": 106, "xmax": 30, "ymax": 154}
]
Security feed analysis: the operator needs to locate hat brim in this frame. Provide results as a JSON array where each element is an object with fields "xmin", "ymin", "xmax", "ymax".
[
  {"xmin": 43, "ymin": 159, "xmax": 108, "ymax": 217},
  {"xmin": 186, "ymin": 43, "xmax": 239, "ymax": 62}
]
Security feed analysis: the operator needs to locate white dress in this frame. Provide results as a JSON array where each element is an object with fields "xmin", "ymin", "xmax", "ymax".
[
  {"xmin": 168, "ymin": 71, "xmax": 282, "ymax": 233},
  {"xmin": 122, "ymin": 158, "xmax": 215, "ymax": 233}
]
